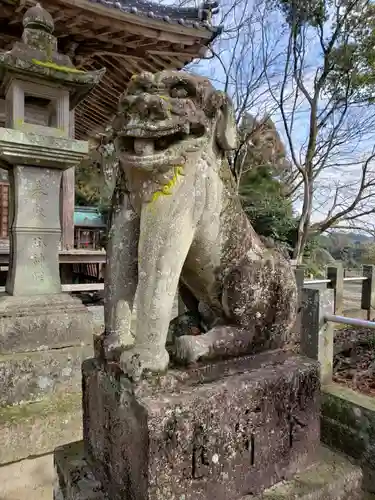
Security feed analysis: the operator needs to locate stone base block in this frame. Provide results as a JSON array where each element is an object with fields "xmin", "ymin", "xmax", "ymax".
[
  {"xmin": 0, "ymin": 345, "xmax": 93, "ymax": 405},
  {"xmin": 81, "ymin": 351, "xmax": 320, "ymax": 499},
  {"xmin": 0, "ymin": 392, "xmax": 82, "ymax": 465},
  {"xmin": 0, "ymin": 293, "xmax": 96, "ymax": 353},
  {"xmin": 54, "ymin": 443, "xmax": 364, "ymax": 500}
]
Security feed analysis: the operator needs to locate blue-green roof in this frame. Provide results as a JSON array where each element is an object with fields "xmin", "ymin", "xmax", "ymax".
[{"xmin": 74, "ymin": 206, "xmax": 106, "ymax": 227}]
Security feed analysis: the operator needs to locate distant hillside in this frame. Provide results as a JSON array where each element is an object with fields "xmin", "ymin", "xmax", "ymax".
[
  {"xmin": 319, "ymin": 231, "xmax": 373, "ymax": 248},
  {"xmin": 317, "ymin": 231, "xmax": 373, "ymax": 267}
]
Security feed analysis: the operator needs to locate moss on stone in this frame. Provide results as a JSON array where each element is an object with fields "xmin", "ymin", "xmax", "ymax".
[
  {"xmin": 31, "ymin": 58, "xmax": 85, "ymax": 74},
  {"xmin": 252, "ymin": 446, "xmax": 362, "ymax": 499},
  {"xmin": 0, "ymin": 392, "xmax": 82, "ymax": 464},
  {"xmin": 321, "ymin": 416, "xmax": 368, "ymax": 460},
  {"xmin": 0, "ymin": 392, "xmax": 81, "ymax": 425},
  {"xmin": 323, "ymin": 384, "xmax": 375, "ymax": 441},
  {"xmin": 324, "ymin": 383, "xmax": 375, "ymax": 412}
]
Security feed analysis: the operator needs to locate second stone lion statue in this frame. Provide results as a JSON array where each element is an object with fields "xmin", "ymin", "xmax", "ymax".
[{"xmin": 102, "ymin": 70, "xmax": 298, "ymax": 381}]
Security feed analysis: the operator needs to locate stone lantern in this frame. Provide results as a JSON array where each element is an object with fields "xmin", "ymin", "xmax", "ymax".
[{"xmin": 0, "ymin": 4, "xmax": 105, "ymax": 351}]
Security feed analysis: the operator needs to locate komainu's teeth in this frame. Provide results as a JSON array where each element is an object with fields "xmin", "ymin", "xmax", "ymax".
[
  {"xmin": 134, "ymin": 139, "xmax": 155, "ymax": 156},
  {"xmin": 182, "ymin": 123, "xmax": 190, "ymax": 134}
]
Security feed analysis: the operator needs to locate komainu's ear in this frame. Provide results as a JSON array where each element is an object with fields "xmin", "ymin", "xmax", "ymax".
[{"xmin": 215, "ymin": 93, "xmax": 237, "ymax": 151}]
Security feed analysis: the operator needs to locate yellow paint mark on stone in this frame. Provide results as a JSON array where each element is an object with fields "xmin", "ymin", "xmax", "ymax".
[
  {"xmin": 157, "ymin": 94, "xmax": 172, "ymax": 112},
  {"xmin": 149, "ymin": 166, "xmax": 184, "ymax": 205}
]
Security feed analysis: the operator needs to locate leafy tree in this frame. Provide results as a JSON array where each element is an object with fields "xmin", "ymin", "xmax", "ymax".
[
  {"xmin": 356, "ymin": 242, "xmax": 375, "ymax": 266},
  {"xmin": 325, "ymin": 2, "xmax": 375, "ymax": 104},
  {"xmin": 75, "ymin": 136, "xmax": 117, "ymax": 209},
  {"xmin": 75, "ymin": 160, "xmax": 102, "ymax": 206},
  {"xmin": 235, "ymin": 114, "xmax": 297, "ymax": 251},
  {"xmin": 239, "ymin": 167, "xmax": 295, "ymax": 246},
  {"xmin": 264, "ymin": 0, "xmax": 375, "ymax": 263}
]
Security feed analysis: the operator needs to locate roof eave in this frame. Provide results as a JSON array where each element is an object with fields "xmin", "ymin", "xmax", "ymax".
[{"xmin": 61, "ymin": 0, "xmax": 219, "ymax": 41}]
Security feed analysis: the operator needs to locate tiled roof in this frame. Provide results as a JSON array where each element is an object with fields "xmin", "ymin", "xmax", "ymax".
[{"xmin": 88, "ymin": 0, "xmax": 222, "ymax": 33}]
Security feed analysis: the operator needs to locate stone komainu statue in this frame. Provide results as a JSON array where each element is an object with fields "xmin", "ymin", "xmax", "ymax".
[{"xmin": 102, "ymin": 70, "xmax": 298, "ymax": 381}]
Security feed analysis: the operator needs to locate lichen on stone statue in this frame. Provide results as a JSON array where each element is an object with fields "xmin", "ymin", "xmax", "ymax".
[{"xmin": 102, "ymin": 70, "xmax": 298, "ymax": 381}]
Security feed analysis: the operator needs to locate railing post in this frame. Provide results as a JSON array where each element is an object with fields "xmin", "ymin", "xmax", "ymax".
[
  {"xmin": 293, "ymin": 265, "xmax": 305, "ymax": 336},
  {"xmin": 361, "ymin": 264, "xmax": 375, "ymax": 321},
  {"xmin": 327, "ymin": 263, "xmax": 344, "ymax": 315},
  {"xmin": 300, "ymin": 287, "xmax": 335, "ymax": 385}
]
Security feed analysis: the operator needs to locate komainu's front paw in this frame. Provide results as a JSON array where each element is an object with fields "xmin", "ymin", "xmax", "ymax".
[
  {"xmin": 99, "ymin": 330, "xmax": 134, "ymax": 362},
  {"xmin": 174, "ymin": 335, "xmax": 210, "ymax": 364},
  {"xmin": 119, "ymin": 346, "xmax": 169, "ymax": 382}
]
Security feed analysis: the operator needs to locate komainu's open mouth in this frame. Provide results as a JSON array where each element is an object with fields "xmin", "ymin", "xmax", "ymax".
[
  {"xmin": 118, "ymin": 123, "xmax": 206, "ymax": 158},
  {"xmin": 120, "ymin": 130, "xmax": 187, "ymax": 156}
]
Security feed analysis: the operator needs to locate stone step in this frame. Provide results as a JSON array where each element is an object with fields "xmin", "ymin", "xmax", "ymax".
[
  {"xmin": 54, "ymin": 443, "xmax": 365, "ymax": 500},
  {"xmin": 321, "ymin": 383, "xmax": 375, "ymax": 494},
  {"xmin": 0, "ymin": 344, "xmax": 93, "ymax": 405},
  {"xmin": 0, "ymin": 392, "xmax": 82, "ymax": 465},
  {"xmin": 248, "ymin": 446, "xmax": 363, "ymax": 499}
]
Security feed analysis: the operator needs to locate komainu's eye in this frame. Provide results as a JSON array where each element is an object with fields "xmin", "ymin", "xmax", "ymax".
[
  {"xmin": 132, "ymin": 85, "xmax": 148, "ymax": 96},
  {"xmin": 170, "ymin": 85, "xmax": 189, "ymax": 98}
]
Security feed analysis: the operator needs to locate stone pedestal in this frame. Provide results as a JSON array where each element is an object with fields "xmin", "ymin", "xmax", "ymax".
[
  {"xmin": 54, "ymin": 350, "xmax": 356, "ymax": 500},
  {"xmin": 6, "ymin": 165, "xmax": 63, "ymax": 295},
  {"xmin": 0, "ymin": 129, "xmax": 95, "ymax": 348}
]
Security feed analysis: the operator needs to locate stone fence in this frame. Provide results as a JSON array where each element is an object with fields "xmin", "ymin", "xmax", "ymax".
[
  {"xmin": 299, "ymin": 281, "xmax": 375, "ymax": 493},
  {"xmin": 293, "ymin": 264, "xmax": 375, "ymax": 336}
]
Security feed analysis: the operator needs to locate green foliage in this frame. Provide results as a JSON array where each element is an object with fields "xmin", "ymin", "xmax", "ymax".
[
  {"xmin": 303, "ymin": 260, "xmax": 325, "ymax": 278},
  {"xmin": 236, "ymin": 114, "xmax": 297, "ymax": 251},
  {"xmin": 272, "ymin": 0, "xmax": 326, "ymax": 32},
  {"xmin": 75, "ymin": 139, "xmax": 117, "ymax": 209},
  {"xmin": 75, "ymin": 158, "xmax": 102, "ymax": 206},
  {"xmin": 236, "ymin": 113, "xmax": 330, "ymax": 265},
  {"xmin": 273, "ymin": 0, "xmax": 375, "ymax": 104},
  {"xmin": 239, "ymin": 166, "xmax": 295, "ymax": 247},
  {"xmin": 325, "ymin": 3, "xmax": 375, "ymax": 103}
]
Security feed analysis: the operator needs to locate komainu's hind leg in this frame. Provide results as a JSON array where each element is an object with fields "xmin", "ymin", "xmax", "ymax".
[
  {"xmin": 173, "ymin": 255, "xmax": 298, "ymax": 365},
  {"xmin": 174, "ymin": 325, "xmax": 250, "ymax": 364},
  {"xmin": 222, "ymin": 255, "xmax": 298, "ymax": 350}
]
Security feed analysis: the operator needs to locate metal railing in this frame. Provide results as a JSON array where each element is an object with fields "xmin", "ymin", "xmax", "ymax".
[
  {"xmin": 342, "ymin": 276, "xmax": 367, "ymax": 282},
  {"xmin": 304, "ymin": 279, "xmax": 331, "ymax": 285},
  {"xmin": 325, "ymin": 314, "xmax": 375, "ymax": 329},
  {"xmin": 301, "ymin": 283, "xmax": 375, "ymax": 386},
  {"xmin": 304, "ymin": 274, "xmax": 368, "ymax": 286}
]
